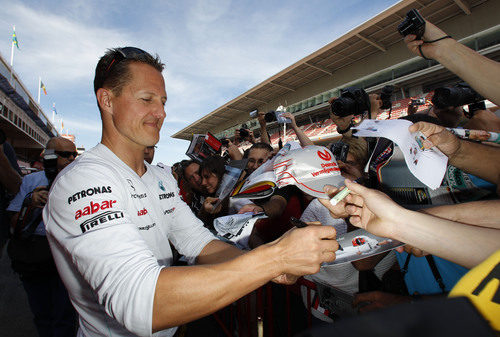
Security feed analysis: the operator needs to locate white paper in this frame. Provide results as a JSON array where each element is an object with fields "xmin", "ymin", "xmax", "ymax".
[{"xmin": 352, "ymin": 119, "xmax": 448, "ymax": 189}]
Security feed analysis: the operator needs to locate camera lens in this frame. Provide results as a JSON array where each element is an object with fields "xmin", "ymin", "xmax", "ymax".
[
  {"xmin": 239, "ymin": 128, "xmax": 249, "ymax": 139},
  {"xmin": 264, "ymin": 112, "xmax": 277, "ymax": 123},
  {"xmin": 331, "ymin": 97, "xmax": 356, "ymax": 117}
]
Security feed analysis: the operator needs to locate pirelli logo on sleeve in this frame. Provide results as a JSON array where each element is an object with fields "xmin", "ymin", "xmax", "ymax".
[{"xmin": 80, "ymin": 211, "xmax": 124, "ymax": 233}]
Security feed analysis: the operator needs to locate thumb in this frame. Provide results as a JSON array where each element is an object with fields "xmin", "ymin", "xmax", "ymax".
[{"xmin": 344, "ymin": 179, "xmax": 368, "ymax": 195}]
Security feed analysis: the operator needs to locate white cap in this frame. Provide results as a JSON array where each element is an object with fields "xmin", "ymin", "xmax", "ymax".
[{"xmin": 273, "ymin": 145, "xmax": 345, "ymax": 198}]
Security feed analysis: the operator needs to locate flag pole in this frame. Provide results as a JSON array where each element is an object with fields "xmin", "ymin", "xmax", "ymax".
[
  {"xmin": 10, "ymin": 26, "xmax": 15, "ymax": 67},
  {"xmin": 52, "ymin": 103, "xmax": 55, "ymax": 122},
  {"xmin": 37, "ymin": 77, "xmax": 41, "ymax": 104}
]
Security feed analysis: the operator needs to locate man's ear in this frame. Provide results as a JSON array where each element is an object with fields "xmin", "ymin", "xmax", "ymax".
[{"xmin": 96, "ymin": 88, "xmax": 113, "ymax": 114}]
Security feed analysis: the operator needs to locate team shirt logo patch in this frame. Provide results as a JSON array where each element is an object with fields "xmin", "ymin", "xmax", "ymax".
[
  {"xmin": 159, "ymin": 192, "xmax": 175, "ymax": 200},
  {"xmin": 159, "ymin": 180, "xmax": 166, "ymax": 191},
  {"xmin": 75, "ymin": 200, "xmax": 117, "ymax": 220},
  {"xmin": 68, "ymin": 186, "xmax": 112, "ymax": 204},
  {"xmin": 127, "ymin": 179, "xmax": 136, "ymax": 191},
  {"xmin": 80, "ymin": 211, "xmax": 124, "ymax": 233},
  {"xmin": 317, "ymin": 149, "xmax": 332, "ymax": 161}
]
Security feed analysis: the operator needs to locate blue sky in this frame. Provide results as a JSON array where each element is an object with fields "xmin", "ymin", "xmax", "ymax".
[{"xmin": 0, "ymin": 0, "xmax": 398, "ymax": 165}]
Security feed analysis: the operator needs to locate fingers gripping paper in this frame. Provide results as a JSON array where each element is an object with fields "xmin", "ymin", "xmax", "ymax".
[{"xmin": 353, "ymin": 120, "xmax": 448, "ymax": 190}]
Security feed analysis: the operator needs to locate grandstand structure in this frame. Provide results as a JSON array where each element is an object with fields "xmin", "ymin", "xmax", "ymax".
[
  {"xmin": 173, "ymin": 0, "xmax": 500, "ymax": 147},
  {"xmin": 0, "ymin": 51, "xmax": 58, "ymax": 164}
]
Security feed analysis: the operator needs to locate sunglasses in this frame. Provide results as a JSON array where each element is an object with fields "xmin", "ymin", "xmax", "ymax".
[
  {"xmin": 105, "ymin": 47, "xmax": 148, "ymax": 74},
  {"xmin": 55, "ymin": 151, "xmax": 78, "ymax": 158},
  {"xmin": 94, "ymin": 47, "xmax": 148, "ymax": 92}
]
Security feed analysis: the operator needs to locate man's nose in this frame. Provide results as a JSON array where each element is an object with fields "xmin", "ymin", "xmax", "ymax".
[{"xmin": 153, "ymin": 103, "xmax": 166, "ymax": 119}]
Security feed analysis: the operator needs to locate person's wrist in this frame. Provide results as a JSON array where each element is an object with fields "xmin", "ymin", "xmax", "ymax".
[
  {"xmin": 385, "ymin": 205, "xmax": 408, "ymax": 239},
  {"xmin": 427, "ymin": 37, "xmax": 456, "ymax": 61},
  {"xmin": 259, "ymin": 241, "xmax": 285, "ymax": 278},
  {"xmin": 448, "ymin": 137, "xmax": 464, "ymax": 164}
]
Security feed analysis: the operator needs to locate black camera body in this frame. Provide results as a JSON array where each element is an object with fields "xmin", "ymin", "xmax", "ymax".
[
  {"xmin": 264, "ymin": 111, "xmax": 278, "ymax": 123},
  {"xmin": 220, "ymin": 138, "xmax": 230, "ymax": 147},
  {"xmin": 379, "ymin": 85, "xmax": 394, "ymax": 110},
  {"xmin": 398, "ymin": 9, "xmax": 426, "ymax": 40},
  {"xmin": 432, "ymin": 83, "xmax": 485, "ymax": 116},
  {"xmin": 330, "ymin": 142, "xmax": 350, "ymax": 163},
  {"xmin": 237, "ymin": 128, "xmax": 250, "ymax": 140},
  {"xmin": 330, "ymin": 87, "xmax": 370, "ymax": 117},
  {"xmin": 43, "ymin": 149, "xmax": 59, "ymax": 187}
]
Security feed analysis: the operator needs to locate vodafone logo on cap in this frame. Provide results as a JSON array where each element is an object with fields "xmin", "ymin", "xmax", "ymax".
[{"xmin": 317, "ymin": 149, "xmax": 332, "ymax": 161}]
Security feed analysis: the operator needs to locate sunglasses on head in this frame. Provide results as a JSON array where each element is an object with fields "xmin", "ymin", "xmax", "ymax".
[
  {"xmin": 105, "ymin": 47, "xmax": 148, "ymax": 74},
  {"xmin": 55, "ymin": 151, "xmax": 78, "ymax": 158},
  {"xmin": 94, "ymin": 47, "xmax": 149, "ymax": 92}
]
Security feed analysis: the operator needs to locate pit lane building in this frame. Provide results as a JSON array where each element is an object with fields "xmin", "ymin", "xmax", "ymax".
[
  {"xmin": 172, "ymin": 0, "xmax": 500, "ymax": 146},
  {"xmin": 0, "ymin": 51, "xmax": 58, "ymax": 166}
]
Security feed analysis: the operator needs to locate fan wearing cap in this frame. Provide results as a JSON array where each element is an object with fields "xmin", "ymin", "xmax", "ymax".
[{"xmin": 42, "ymin": 47, "xmax": 340, "ymax": 337}]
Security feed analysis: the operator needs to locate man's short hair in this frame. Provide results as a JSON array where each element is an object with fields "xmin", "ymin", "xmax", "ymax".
[{"xmin": 93, "ymin": 47, "xmax": 165, "ymax": 96}]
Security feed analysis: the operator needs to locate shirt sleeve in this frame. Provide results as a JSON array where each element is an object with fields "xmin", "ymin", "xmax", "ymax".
[
  {"xmin": 7, "ymin": 172, "xmax": 44, "ymax": 212},
  {"xmin": 43, "ymin": 164, "xmax": 162, "ymax": 337},
  {"xmin": 162, "ymin": 171, "xmax": 216, "ymax": 265}
]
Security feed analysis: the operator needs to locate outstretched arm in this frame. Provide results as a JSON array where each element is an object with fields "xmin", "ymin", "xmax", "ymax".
[
  {"xmin": 282, "ymin": 112, "xmax": 314, "ymax": 147},
  {"xmin": 340, "ymin": 179, "xmax": 500, "ymax": 269},
  {"xmin": 257, "ymin": 111, "xmax": 271, "ymax": 145},
  {"xmin": 404, "ymin": 19, "xmax": 500, "ymax": 106},
  {"xmin": 152, "ymin": 225, "xmax": 338, "ymax": 331}
]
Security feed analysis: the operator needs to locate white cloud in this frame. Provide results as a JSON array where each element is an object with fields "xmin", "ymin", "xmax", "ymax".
[
  {"xmin": 0, "ymin": 0, "xmax": 400, "ymax": 165},
  {"xmin": 0, "ymin": 1, "xmax": 131, "ymax": 91}
]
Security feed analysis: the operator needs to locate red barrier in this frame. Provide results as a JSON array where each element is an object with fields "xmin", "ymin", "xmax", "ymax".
[{"xmin": 210, "ymin": 280, "xmax": 315, "ymax": 337}]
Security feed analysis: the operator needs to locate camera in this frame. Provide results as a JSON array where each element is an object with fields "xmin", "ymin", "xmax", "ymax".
[
  {"xmin": 431, "ymin": 83, "xmax": 485, "ymax": 116},
  {"xmin": 410, "ymin": 98, "xmax": 426, "ymax": 106},
  {"xmin": 43, "ymin": 149, "xmax": 59, "ymax": 186},
  {"xmin": 220, "ymin": 138, "xmax": 230, "ymax": 147},
  {"xmin": 263, "ymin": 111, "xmax": 279, "ymax": 123},
  {"xmin": 330, "ymin": 87, "xmax": 370, "ymax": 117},
  {"xmin": 379, "ymin": 85, "xmax": 394, "ymax": 110},
  {"xmin": 239, "ymin": 128, "xmax": 250, "ymax": 139},
  {"xmin": 330, "ymin": 142, "xmax": 349, "ymax": 163},
  {"xmin": 398, "ymin": 9, "xmax": 426, "ymax": 40}
]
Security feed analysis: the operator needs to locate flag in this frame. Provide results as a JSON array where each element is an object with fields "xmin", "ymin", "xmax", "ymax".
[
  {"xmin": 52, "ymin": 103, "xmax": 57, "ymax": 114},
  {"xmin": 41, "ymin": 81, "xmax": 47, "ymax": 95},
  {"xmin": 12, "ymin": 29, "xmax": 20, "ymax": 49}
]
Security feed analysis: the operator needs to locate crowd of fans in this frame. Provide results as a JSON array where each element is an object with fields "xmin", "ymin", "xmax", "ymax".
[{"xmin": 0, "ymin": 14, "xmax": 499, "ymax": 337}]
